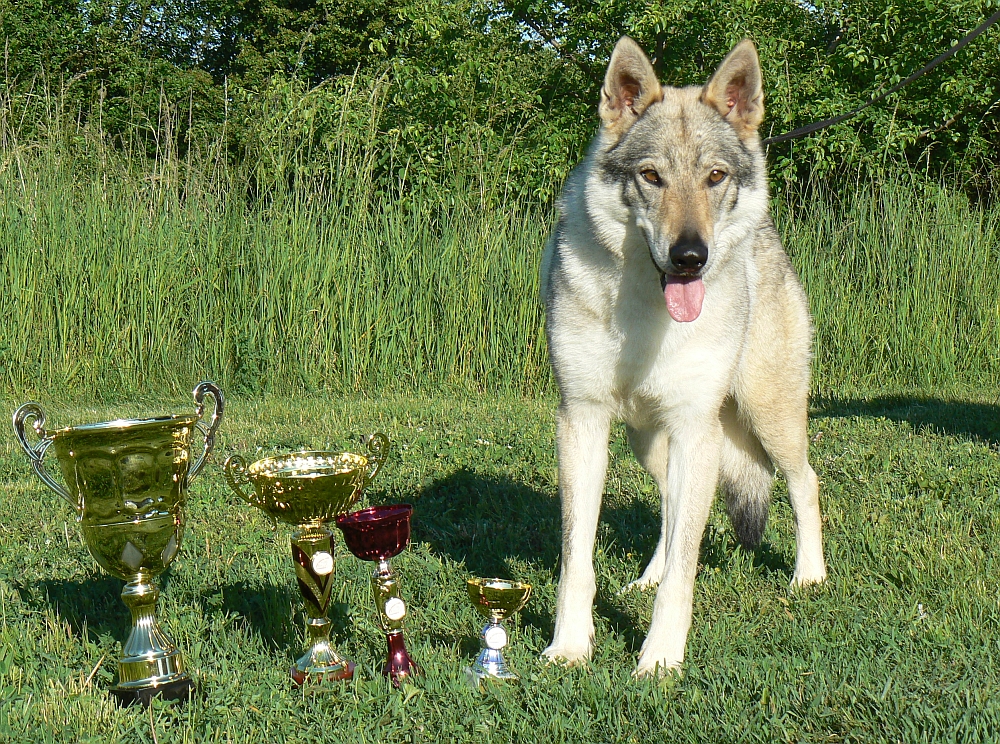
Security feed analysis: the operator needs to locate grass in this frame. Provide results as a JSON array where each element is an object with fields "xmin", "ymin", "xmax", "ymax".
[
  {"xmin": 2, "ymin": 82, "xmax": 999, "ymax": 743},
  {"xmin": 1, "ymin": 143, "xmax": 998, "ymax": 399},
  {"xmin": 1, "ymin": 389, "xmax": 999, "ymax": 742},
  {"xmin": 0, "ymin": 158, "xmax": 550, "ymax": 398},
  {"xmin": 779, "ymin": 179, "xmax": 1000, "ymax": 393}
]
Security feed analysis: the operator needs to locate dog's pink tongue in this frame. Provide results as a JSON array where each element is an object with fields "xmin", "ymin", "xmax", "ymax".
[{"xmin": 664, "ymin": 276, "xmax": 705, "ymax": 322}]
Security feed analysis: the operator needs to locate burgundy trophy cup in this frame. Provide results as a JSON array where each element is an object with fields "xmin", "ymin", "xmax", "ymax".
[{"xmin": 336, "ymin": 504, "xmax": 420, "ymax": 686}]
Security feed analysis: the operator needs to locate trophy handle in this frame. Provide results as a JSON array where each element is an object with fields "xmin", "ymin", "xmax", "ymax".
[
  {"xmin": 361, "ymin": 432, "xmax": 390, "ymax": 490},
  {"xmin": 223, "ymin": 455, "xmax": 251, "ymax": 503},
  {"xmin": 188, "ymin": 381, "xmax": 224, "ymax": 484},
  {"xmin": 12, "ymin": 403, "xmax": 77, "ymax": 511}
]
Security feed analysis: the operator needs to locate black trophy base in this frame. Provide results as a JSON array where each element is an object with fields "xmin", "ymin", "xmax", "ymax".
[{"xmin": 110, "ymin": 677, "xmax": 194, "ymax": 707}]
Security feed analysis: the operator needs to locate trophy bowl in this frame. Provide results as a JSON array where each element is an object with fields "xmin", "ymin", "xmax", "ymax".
[
  {"xmin": 336, "ymin": 504, "xmax": 420, "ymax": 686},
  {"xmin": 12, "ymin": 382, "xmax": 224, "ymax": 706},
  {"xmin": 336, "ymin": 504, "xmax": 411, "ymax": 561},
  {"xmin": 466, "ymin": 578, "xmax": 532, "ymax": 686},
  {"xmin": 230, "ymin": 451, "xmax": 375, "ymax": 525},
  {"xmin": 223, "ymin": 433, "xmax": 389, "ymax": 686}
]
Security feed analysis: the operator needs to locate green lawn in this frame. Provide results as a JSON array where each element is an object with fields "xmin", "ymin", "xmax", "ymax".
[{"xmin": 1, "ymin": 391, "xmax": 999, "ymax": 742}]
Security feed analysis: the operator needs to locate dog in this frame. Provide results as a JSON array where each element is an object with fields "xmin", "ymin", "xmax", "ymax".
[{"xmin": 539, "ymin": 36, "xmax": 827, "ymax": 677}]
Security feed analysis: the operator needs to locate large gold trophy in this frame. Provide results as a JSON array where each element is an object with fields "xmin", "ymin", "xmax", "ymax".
[
  {"xmin": 12, "ymin": 382, "xmax": 224, "ymax": 705},
  {"xmin": 223, "ymin": 434, "xmax": 389, "ymax": 685}
]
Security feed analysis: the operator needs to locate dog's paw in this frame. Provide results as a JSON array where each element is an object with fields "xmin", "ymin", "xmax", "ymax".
[
  {"xmin": 541, "ymin": 643, "xmax": 592, "ymax": 666},
  {"xmin": 618, "ymin": 557, "xmax": 666, "ymax": 595},
  {"xmin": 634, "ymin": 635, "xmax": 685, "ymax": 679},
  {"xmin": 632, "ymin": 655, "xmax": 683, "ymax": 679},
  {"xmin": 790, "ymin": 566, "xmax": 827, "ymax": 589},
  {"xmin": 617, "ymin": 576, "xmax": 659, "ymax": 596}
]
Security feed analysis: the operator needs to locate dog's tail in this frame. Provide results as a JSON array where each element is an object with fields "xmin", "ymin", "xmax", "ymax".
[
  {"xmin": 720, "ymin": 430, "xmax": 774, "ymax": 550},
  {"xmin": 724, "ymin": 482, "xmax": 770, "ymax": 549}
]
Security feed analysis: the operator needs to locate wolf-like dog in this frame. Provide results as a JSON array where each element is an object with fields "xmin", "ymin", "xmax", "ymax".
[{"xmin": 540, "ymin": 36, "xmax": 827, "ymax": 676}]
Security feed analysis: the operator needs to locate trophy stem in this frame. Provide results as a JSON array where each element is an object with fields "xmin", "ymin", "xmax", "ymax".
[
  {"xmin": 470, "ymin": 620, "xmax": 517, "ymax": 683},
  {"xmin": 290, "ymin": 524, "xmax": 354, "ymax": 685},
  {"xmin": 372, "ymin": 560, "xmax": 419, "ymax": 686},
  {"xmin": 111, "ymin": 571, "xmax": 192, "ymax": 706}
]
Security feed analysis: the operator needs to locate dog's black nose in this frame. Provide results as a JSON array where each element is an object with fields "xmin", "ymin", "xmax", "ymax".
[{"xmin": 668, "ymin": 238, "xmax": 708, "ymax": 274}]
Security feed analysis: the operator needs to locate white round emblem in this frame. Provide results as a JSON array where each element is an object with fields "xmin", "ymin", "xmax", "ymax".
[
  {"xmin": 484, "ymin": 626, "xmax": 508, "ymax": 650},
  {"xmin": 311, "ymin": 551, "xmax": 334, "ymax": 575},
  {"xmin": 384, "ymin": 597, "xmax": 407, "ymax": 621}
]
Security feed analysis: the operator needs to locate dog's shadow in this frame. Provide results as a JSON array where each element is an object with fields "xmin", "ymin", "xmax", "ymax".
[
  {"xmin": 813, "ymin": 394, "xmax": 1000, "ymax": 445},
  {"xmin": 412, "ymin": 467, "xmax": 790, "ymax": 652},
  {"xmin": 210, "ymin": 581, "xmax": 354, "ymax": 654},
  {"xmin": 414, "ymin": 468, "xmax": 562, "ymax": 576},
  {"xmin": 415, "ymin": 468, "xmax": 573, "ymax": 652},
  {"xmin": 412, "ymin": 468, "xmax": 560, "ymax": 640}
]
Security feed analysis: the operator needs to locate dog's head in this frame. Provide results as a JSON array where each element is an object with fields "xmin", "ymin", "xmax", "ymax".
[{"xmin": 596, "ymin": 37, "xmax": 769, "ymax": 322}]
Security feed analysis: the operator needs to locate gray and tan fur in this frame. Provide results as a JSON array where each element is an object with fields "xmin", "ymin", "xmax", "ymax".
[{"xmin": 540, "ymin": 36, "xmax": 827, "ymax": 677}]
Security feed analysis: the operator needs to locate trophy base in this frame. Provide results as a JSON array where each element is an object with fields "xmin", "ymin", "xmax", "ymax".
[
  {"xmin": 290, "ymin": 633, "xmax": 355, "ymax": 686},
  {"xmin": 463, "ymin": 665, "xmax": 519, "ymax": 690},
  {"xmin": 384, "ymin": 632, "xmax": 421, "ymax": 687},
  {"xmin": 110, "ymin": 675, "xmax": 194, "ymax": 707},
  {"xmin": 290, "ymin": 660, "xmax": 355, "ymax": 686},
  {"xmin": 467, "ymin": 642, "xmax": 518, "ymax": 687}
]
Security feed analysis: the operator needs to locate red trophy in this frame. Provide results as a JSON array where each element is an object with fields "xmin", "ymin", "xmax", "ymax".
[{"xmin": 336, "ymin": 504, "xmax": 420, "ymax": 686}]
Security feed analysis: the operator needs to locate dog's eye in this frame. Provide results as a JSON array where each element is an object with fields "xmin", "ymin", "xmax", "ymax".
[
  {"xmin": 708, "ymin": 169, "xmax": 727, "ymax": 184},
  {"xmin": 640, "ymin": 169, "xmax": 662, "ymax": 186}
]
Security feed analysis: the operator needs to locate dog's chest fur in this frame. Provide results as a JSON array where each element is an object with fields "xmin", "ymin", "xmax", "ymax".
[{"xmin": 542, "ymin": 160, "xmax": 756, "ymax": 420}]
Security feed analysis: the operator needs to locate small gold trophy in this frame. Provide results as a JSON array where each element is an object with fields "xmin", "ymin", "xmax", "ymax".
[
  {"xmin": 465, "ymin": 578, "xmax": 532, "ymax": 687},
  {"xmin": 12, "ymin": 382, "xmax": 224, "ymax": 706},
  {"xmin": 223, "ymin": 434, "xmax": 389, "ymax": 685}
]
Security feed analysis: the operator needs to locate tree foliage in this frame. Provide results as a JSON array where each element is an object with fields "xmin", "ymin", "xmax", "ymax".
[{"xmin": 3, "ymin": 0, "xmax": 1000, "ymax": 198}]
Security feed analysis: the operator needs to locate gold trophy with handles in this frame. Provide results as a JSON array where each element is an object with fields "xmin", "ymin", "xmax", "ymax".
[
  {"xmin": 223, "ymin": 434, "xmax": 389, "ymax": 685},
  {"xmin": 12, "ymin": 382, "xmax": 224, "ymax": 706}
]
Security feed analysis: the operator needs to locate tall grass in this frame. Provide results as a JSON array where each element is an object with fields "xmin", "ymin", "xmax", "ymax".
[
  {"xmin": 0, "ymin": 78, "xmax": 551, "ymax": 399},
  {"xmin": 778, "ymin": 178, "xmax": 1000, "ymax": 393},
  {"xmin": 0, "ymin": 81, "xmax": 997, "ymax": 399},
  {"xmin": 0, "ymin": 165, "xmax": 550, "ymax": 398}
]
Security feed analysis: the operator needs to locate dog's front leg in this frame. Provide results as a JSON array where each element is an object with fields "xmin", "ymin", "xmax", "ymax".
[
  {"xmin": 542, "ymin": 403, "xmax": 611, "ymax": 665},
  {"xmin": 634, "ymin": 420, "xmax": 722, "ymax": 676}
]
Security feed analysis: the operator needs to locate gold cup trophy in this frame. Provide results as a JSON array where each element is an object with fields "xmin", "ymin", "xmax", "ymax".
[
  {"xmin": 223, "ymin": 433, "xmax": 389, "ymax": 685},
  {"xmin": 465, "ymin": 578, "xmax": 532, "ymax": 687},
  {"xmin": 12, "ymin": 381, "xmax": 224, "ymax": 705}
]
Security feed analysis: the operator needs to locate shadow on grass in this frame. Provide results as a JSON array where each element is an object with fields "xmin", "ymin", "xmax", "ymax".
[
  {"xmin": 412, "ymin": 468, "xmax": 562, "ymax": 638},
  {"xmin": 216, "ymin": 582, "xmax": 297, "ymax": 649},
  {"xmin": 813, "ymin": 395, "xmax": 1000, "ymax": 444},
  {"xmin": 25, "ymin": 574, "xmax": 352, "ymax": 663},
  {"xmin": 411, "ymin": 467, "xmax": 792, "ymax": 653},
  {"xmin": 413, "ymin": 468, "xmax": 562, "ymax": 575},
  {"xmin": 25, "ymin": 576, "xmax": 132, "ymax": 642},
  {"xmin": 211, "ymin": 582, "xmax": 355, "ymax": 655},
  {"xmin": 700, "ymin": 525, "xmax": 792, "ymax": 576}
]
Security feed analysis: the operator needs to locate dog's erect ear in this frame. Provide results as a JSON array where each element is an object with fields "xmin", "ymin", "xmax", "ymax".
[
  {"xmin": 701, "ymin": 40, "xmax": 764, "ymax": 138},
  {"xmin": 599, "ymin": 37, "xmax": 663, "ymax": 136}
]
